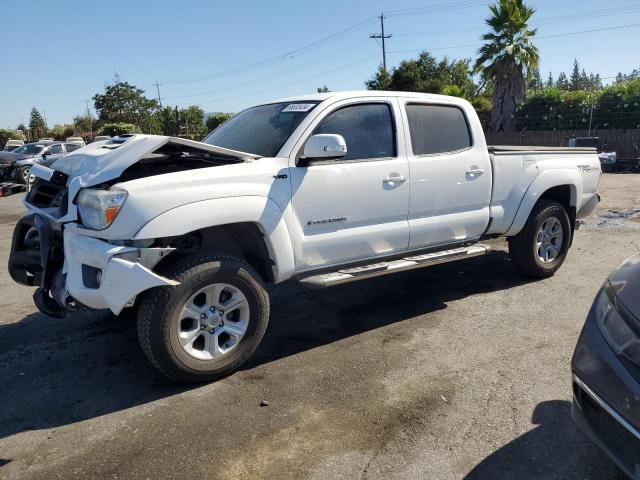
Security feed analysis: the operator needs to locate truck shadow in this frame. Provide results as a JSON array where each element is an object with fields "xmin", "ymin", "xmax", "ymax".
[
  {"xmin": 1, "ymin": 249, "xmax": 531, "ymax": 440},
  {"xmin": 464, "ymin": 400, "xmax": 625, "ymax": 480}
]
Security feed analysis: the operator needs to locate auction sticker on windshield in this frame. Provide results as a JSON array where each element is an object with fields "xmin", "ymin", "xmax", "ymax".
[{"xmin": 282, "ymin": 103, "xmax": 316, "ymax": 113}]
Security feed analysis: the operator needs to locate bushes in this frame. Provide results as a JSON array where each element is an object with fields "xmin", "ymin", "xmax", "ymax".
[
  {"xmin": 517, "ymin": 80, "xmax": 640, "ymax": 130},
  {"xmin": 96, "ymin": 123, "xmax": 142, "ymax": 137},
  {"xmin": 206, "ymin": 112, "xmax": 233, "ymax": 132},
  {"xmin": 0, "ymin": 129, "xmax": 25, "ymax": 148}
]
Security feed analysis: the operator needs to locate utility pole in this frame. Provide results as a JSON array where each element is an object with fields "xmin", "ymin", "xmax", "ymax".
[
  {"xmin": 84, "ymin": 100, "xmax": 93, "ymax": 138},
  {"xmin": 154, "ymin": 81, "xmax": 163, "ymax": 108},
  {"xmin": 370, "ymin": 13, "xmax": 392, "ymax": 72},
  {"xmin": 588, "ymin": 102, "xmax": 594, "ymax": 136}
]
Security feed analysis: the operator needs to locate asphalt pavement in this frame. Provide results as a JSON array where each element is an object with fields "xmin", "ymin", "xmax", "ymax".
[{"xmin": 1, "ymin": 174, "xmax": 638, "ymax": 479}]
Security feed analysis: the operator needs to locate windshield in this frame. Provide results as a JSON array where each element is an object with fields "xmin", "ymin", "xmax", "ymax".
[
  {"xmin": 13, "ymin": 144, "xmax": 45, "ymax": 155},
  {"xmin": 202, "ymin": 101, "xmax": 319, "ymax": 157}
]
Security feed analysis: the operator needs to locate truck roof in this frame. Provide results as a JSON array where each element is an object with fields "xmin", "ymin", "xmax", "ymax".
[{"xmin": 270, "ymin": 90, "xmax": 465, "ymax": 104}]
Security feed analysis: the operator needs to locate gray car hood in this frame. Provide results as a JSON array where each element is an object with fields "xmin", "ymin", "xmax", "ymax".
[
  {"xmin": 0, "ymin": 152, "xmax": 35, "ymax": 164},
  {"xmin": 609, "ymin": 253, "xmax": 640, "ymax": 319},
  {"xmin": 50, "ymin": 135, "xmax": 259, "ymax": 187}
]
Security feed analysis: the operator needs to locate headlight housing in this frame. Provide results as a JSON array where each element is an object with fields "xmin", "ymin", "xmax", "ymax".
[
  {"xmin": 76, "ymin": 188, "xmax": 127, "ymax": 230},
  {"xmin": 594, "ymin": 284, "xmax": 640, "ymax": 367}
]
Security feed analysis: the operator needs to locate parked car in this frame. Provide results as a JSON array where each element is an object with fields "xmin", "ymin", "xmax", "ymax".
[
  {"xmin": 4, "ymin": 141, "xmax": 77, "ymax": 184},
  {"xmin": 0, "ymin": 141, "xmax": 53, "ymax": 182},
  {"xmin": 92, "ymin": 135, "xmax": 111, "ymax": 142},
  {"xmin": 65, "ymin": 136, "xmax": 86, "ymax": 147},
  {"xmin": 572, "ymin": 255, "xmax": 640, "ymax": 478},
  {"xmin": 8, "ymin": 91, "xmax": 602, "ymax": 382},
  {"xmin": 4, "ymin": 139, "xmax": 24, "ymax": 151}
]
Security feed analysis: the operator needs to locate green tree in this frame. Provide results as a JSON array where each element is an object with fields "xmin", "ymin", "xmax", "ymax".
[
  {"xmin": 365, "ymin": 65, "xmax": 392, "ymax": 90},
  {"xmin": 387, "ymin": 52, "xmax": 476, "ymax": 94},
  {"xmin": 569, "ymin": 59, "xmax": 581, "ymax": 91},
  {"xmin": 556, "ymin": 72, "xmax": 570, "ymax": 90},
  {"xmin": 97, "ymin": 122, "xmax": 142, "ymax": 137},
  {"xmin": 0, "ymin": 128, "xmax": 25, "ymax": 148},
  {"xmin": 528, "ymin": 68, "xmax": 543, "ymax": 90},
  {"xmin": 93, "ymin": 80, "xmax": 158, "ymax": 131},
  {"xmin": 50, "ymin": 124, "xmax": 74, "ymax": 140},
  {"xmin": 545, "ymin": 71, "xmax": 554, "ymax": 88},
  {"xmin": 317, "ymin": 85, "xmax": 330, "ymax": 93},
  {"xmin": 178, "ymin": 105, "xmax": 207, "ymax": 139},
  {"xmin": 29, "ymin": 107, "xmax": 47, "ymax": 131},
  {"xmin": 154, "ymin": 106, "xmax": 177, "ymax": 136},
  {"xmin": 73, "ymin": 114, "xmax": 95, "ymax": 135},
  {"xmin": 205, "ymin": 112, "xmax": 234, "ymax": 132},
  {"xmin": 475, "ymin": 0, "xmax": 539, "ymax": 131}
]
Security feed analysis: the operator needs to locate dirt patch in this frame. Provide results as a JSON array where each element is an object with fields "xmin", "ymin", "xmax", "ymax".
[{"xmin": 583, "ymin": 208, "xmax": 640, "ymax": 231}]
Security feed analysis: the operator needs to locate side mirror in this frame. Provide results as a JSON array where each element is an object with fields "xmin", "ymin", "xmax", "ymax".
[{"xmin": 299, "ymin": 134, "xmax": 347, "ymax": 166}]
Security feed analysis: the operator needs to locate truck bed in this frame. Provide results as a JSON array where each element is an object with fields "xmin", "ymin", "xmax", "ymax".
[{"xmin": 488, "ymin": 145, "xmax": 596, "ymax": 154}]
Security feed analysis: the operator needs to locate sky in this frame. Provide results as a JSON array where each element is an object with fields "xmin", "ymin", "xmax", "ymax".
[{"xmin": 1, "ymin": 0, "xmax": 639, "ymax": 128}]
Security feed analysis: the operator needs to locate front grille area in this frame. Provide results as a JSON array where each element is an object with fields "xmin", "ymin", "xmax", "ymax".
[
  {"xmin": 27, "ymin": 176, "xmax": 69, "ymax": 217},
  {"xmin": 573, "ymin": 381, "xmax": 640, "ymax": 475}
]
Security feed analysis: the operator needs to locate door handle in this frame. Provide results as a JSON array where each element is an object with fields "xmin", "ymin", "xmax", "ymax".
[
  {"xmin": 383, "ymin": 175, "xmax": 406, "ymax": 184},
  {"xmin": 466, "ymin": 168, "xmax": 485, "ymax": 176}
]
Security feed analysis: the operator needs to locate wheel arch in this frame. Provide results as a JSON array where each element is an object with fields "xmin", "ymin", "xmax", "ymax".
[
  {"xmin": 506, "ymin": 170, "xmax": 581, "ymax": 237},
  {"xmin": 134, "ymin": 196, "xmax": 295, "ymax": 283}
]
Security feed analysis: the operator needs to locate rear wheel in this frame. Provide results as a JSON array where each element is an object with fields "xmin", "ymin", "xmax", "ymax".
[
  {"xmin": 508, "ymin": 200, "xmax": 572, "ymax": 278},
  {"xmin": 137, "ymin": 255, "xmax": 269, "ymax": 383}
]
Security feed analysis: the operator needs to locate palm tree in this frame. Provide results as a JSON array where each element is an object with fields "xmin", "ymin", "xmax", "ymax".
[{"xmin": 475, "ymin": 0, "xmax": 539, "ymax": 131}]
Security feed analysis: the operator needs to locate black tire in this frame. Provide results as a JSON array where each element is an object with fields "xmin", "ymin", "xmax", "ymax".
[
  {"xmin": 508, "ymin": 200, "xmax": 572, "ymax": 278},
  {"xmin": 17, "ymin": 166, "xmax": 30, "ymax": 185},
  {"xmin": 137, "ymin": 255, "xmax": 269, "ymax": 383}
]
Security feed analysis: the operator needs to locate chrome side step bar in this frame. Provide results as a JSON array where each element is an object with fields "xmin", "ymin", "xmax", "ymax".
[{"xmin": 298, "ymin": 244, "xmax": 490, "ymax": 288}]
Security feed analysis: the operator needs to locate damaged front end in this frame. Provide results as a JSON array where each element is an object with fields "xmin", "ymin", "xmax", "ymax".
[
  {"xmin": 7, "ymin": 135, "xmax": 252, "ymax": 318},
  {"xmin": 8, "ymin": 210, "xmax": 178, "ymax": 317},
  {"xmin": 9, "ymin": 213, "xmax": 66, "ymax": 317}
]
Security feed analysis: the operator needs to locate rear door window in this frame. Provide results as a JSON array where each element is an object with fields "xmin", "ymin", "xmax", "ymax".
[{"xmin": 406, "ymin": 103, "xmax": 472, "ymax": 155}]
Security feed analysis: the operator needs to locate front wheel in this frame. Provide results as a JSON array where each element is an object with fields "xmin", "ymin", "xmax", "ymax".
[
  {"xmin": 18, "ymin": 166, "xmax": 30, "ymax": 185},
  {"xmin": 137, "ymin": 255, "xmax": 270, "ymax": 383},
  {"xmin": 508, "ymin": 200, "xmax": 572, "ymax": 278}
]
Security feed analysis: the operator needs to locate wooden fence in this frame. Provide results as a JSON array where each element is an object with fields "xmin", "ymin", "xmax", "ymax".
[{"xmin": 485, "ymin": 129, "xmax": 640, "ymax": 158}]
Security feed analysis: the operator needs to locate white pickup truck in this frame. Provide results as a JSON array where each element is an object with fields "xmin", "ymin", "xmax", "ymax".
[{"xmin": 9, "ymin": 91, "xmax": 601, "ymax": 382}]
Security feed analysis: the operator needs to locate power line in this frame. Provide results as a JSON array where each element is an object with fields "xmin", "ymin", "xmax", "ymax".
[
  {"xmin": 160, "ymin": 17, "xmax": 378, "ymax": 86},
  {"xmin": 388, "ymin": 22, "xmax": 640, "ymax": 56},
  {"xmin": 394, "ymin": 4, "xmax": 640, "ymax": 37},
  {"xmin": 195, "ymin": 54, "xmax": 380, "ymax": 107},
  {"xmin": 164, "ymin": 44, "xmax": 361, "ymax": 101},
  {"xmin": 385, "ymin": 0, "xmax": 487, "ymax": 18},
  {"xmin": 155, "ymin": 0, "xmax": 492, "ymax": 87}
]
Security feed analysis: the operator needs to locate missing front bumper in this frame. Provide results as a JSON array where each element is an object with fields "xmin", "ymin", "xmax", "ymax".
[{"xmin": 8, "ymin": 214, "xmax": 178, "ymax": 317}]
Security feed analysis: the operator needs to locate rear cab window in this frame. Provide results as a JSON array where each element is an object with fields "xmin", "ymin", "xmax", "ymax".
[{"xmin": 405, "ymin": 103, "xmax": 472, "ymax": 156}]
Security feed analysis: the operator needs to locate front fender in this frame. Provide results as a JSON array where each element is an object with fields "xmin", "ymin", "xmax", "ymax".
[
  {"xmin": 505, "ymin": 169, "xmax": 581, "ymax": 237},
  {"xmin": 133, "ymin": 196, "xmax": 295, "ymax": 283}
]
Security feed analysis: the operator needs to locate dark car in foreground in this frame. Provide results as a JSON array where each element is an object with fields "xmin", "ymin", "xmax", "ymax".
[{"xmin": 572, "ymin": 254, "xmax": 640, "ymax": 479}]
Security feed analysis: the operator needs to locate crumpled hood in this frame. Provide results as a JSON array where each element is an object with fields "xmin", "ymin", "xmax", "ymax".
[{"xmin": 50, "ymin": 134, "xmax": 259, "ymax": 187}]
